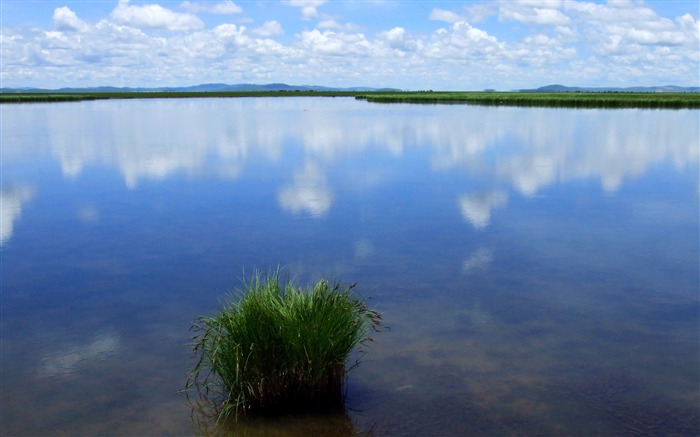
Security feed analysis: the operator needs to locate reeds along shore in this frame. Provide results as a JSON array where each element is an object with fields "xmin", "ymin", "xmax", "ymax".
[
  {"xmin": 354, "ymin": 91, "xmax": 700, "ymax": 109},
  {"xmin": 186, "ymin": 270, "xmax": 382, "ymax": 422},
  {"xmin": 2, "ymin": 90, "xmax": 699, "ymax": 108}
]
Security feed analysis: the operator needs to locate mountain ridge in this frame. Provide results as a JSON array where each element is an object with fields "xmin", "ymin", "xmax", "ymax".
[
  {"xmin": 521, "ymin": 84, "xmax": 699, "ymax": 93},
  {"xmin": 2, "ymin": 83, "xmax": 698, "ymax": 94},
  {"xmin": 0, "ymin": 83, "xmax": 400, "ymax": 93}
]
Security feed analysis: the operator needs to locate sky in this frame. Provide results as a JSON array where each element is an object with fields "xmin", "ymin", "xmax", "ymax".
[{"xmin": 1, "ymin": 0, "xmax": 698, "ymax": 90}]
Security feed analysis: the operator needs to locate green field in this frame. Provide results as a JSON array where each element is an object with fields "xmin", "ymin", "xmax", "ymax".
[{"xmin": 2, "ymin": 90, "xmax": 698, "ymax": 108}]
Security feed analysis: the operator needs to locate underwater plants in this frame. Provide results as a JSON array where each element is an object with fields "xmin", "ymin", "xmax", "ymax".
[{"xmin": 186, "ymin": 269, "xmax": 382, "ymax": 422}]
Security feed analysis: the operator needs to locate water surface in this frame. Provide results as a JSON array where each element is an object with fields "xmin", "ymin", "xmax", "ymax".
[{"xmin": 1, "ymin": 98, "xmax": 698, "ymax": 436}]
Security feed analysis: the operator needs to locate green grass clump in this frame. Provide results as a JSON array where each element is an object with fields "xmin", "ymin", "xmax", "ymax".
[{"xmin": 186, "ymin": 269, "xmax": 382, "ymax": 422}]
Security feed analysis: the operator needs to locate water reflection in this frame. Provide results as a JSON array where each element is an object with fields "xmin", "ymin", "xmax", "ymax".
[
  {"xmin": 189, "ymin": 399, "xmax": 362, "ymax": 437},
  {"xmin": 353, "ymin": 239, "xmax": 375, "ymax": 262},
  {"xmin": 0, "ymin": 186, "xmax": 34, "ymax": 246},
  {"xmin": 461, "ymin": 247, "xmax": 493, "ymax": 275},
  {"xmin": 39, "ymin": 330, "xmax": 120, "ymax": 378},
  {"xmin": 1, "ymin": 98, "xmax": 697, "ymax": 436},
  {"xmin": 3, "ymin": 101, "xmax": 696, "ymax": 217},
  {"xmin": 278, "ymin": 161, "xmax": 333, "ymax": 217},
  {"xmin": 77, "ymin": 204, "xmax": 100, "ymax": 224},
  {"xmin": 459, "ymin": 190, "xmax": 508, "ymax": 229}
]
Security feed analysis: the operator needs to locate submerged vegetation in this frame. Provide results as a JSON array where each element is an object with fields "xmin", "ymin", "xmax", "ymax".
[
  {"xmin": 2, "ymin": 90, "xmax": 698, "ymax": 108},
  {"xmin": 186, "ymin": 269, "xmax": 382, "ymax": 423}
]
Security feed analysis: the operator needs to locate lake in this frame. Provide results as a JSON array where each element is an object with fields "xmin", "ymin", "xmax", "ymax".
[{"xmin": 1, "ymin": 97, "xmax": 698, "ymax": 436}]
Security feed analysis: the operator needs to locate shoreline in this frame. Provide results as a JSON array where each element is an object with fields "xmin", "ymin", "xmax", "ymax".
[{"xmin": 2, "ymin": 90, "xmax": 699, "ymax": 109}]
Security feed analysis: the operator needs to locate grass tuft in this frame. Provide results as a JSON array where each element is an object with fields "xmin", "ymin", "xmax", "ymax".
[{"xmin": 186, "ymin": 268, "xmax": 382, "ymax": 422}]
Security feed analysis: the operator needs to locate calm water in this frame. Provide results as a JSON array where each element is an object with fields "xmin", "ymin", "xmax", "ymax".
[{"xmin": 1, "ymin": 98, "xmax": 698, "ymax": 436}]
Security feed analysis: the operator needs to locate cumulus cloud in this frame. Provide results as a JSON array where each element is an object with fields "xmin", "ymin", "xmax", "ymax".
[
  {"xmin": 378, "ymin": 27, "xmax": 418, "ymax": 51},
  {"xmin": 556, "ymin": 1, "xmax": 699, "ymax": 82},
  {"xmin": 1, "ymin": 0, "xmax": 697, "ymax": 90},
  {"xmin": 285, "ymin": 0, "xmax": 326, "ymax": 20},
  {"xmin": 499, "ymin": 3, "xmax": 571, "ymax": 26},
  {"xmin": 252, "ymin": 20, "xmax": 283, "ymax": 37},
  {"xmin": 465, "ymin": 3, "xmax": 497, "ymax": 23},
  {"xmin": 317, "ymin": 19, "xmax": 361, "ymax": 32},
  {"xmin": 430, "ymin": 8, "xmax": 463, "ymax": 24},
  {"xmin": 180, "ymin": 0, "xmax": 242, "ymax": 14},
  {"xmin": 110, "ymin": 0, "xmax": 203, "ymax": 31},
  {"xmin": 425, "ymin": 20, "xmax": 502, "ymax": 61},
  {"xmin": 298, "ymin": 29, "xmax": 371, "ymax": 56},
  {"xmin": 53, "ymin": 7, "xmax": 90, "ymax": 32}
]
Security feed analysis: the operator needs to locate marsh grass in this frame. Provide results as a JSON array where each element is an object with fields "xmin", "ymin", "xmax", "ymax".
[
  {"xmin": 3, "ymin": 90, "xmax": 698, "ymax": 108},
  {"xmin": 355, "ymin": 91, "xmax": 700, "ymax": 109},
  {"xmin": 186, "ymin": 269, "xmax": 382, "ymax": 422}
]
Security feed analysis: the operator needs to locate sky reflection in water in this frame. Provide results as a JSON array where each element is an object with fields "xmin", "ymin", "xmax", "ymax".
[{"xmin": 1, "ymin": 98, "xmax": 698, "ymax": 436}]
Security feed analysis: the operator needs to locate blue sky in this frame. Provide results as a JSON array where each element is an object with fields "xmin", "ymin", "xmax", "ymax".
[{"xmin": 1, "ymin": 0, "xmax": 698, "ymax": 90}]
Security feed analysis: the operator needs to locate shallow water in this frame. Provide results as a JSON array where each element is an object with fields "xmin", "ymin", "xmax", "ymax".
[{"xmin": 1, "ymin": 98, "xmax": 698, "ymax": 436}]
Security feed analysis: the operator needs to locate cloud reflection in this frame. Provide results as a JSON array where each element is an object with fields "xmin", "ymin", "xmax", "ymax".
[
  {"xmin": 354, "ymin": 238, "xmax": 375, "ymax": 261},
  {"xmin": 77, "ymin": 204, "xmax": 100, "ymax": 224},
  {"xmin": 39, "ymin": 330, "xmax": 120, "ymax": 377},
  {"xmin": 0, "ymin": 186, "xmax": 35, "ymax": 246},
  {"xmin": 462, "ymin": 247, "xmax": 494, "ymax": 274},
  {"xmin": 459, "ymin": 190, "xmax": 508, "ymax": 229},
  {"xmin": 3, "ymin": 100, "xmax": 697, "ymax": 221},
  {"xmin": 277, "ymin": 162, "xmax": 333, "ymax": 217}
]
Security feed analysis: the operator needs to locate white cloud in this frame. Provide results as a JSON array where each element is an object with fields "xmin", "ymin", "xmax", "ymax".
[
  {"xmin": 110, "ymin": 0, "xmax": 203, "ymax": 31},
  {"xmin": 425, "ymin": 21, "xmax": 502, "ymax": 61},
  {"xmin": 554, "ymin": 25, "xmax": 577, "ymax": 40},
  {"xmin": 298, "ymin": 29, "xmax": 370, "ymax": 56},
  {"xmin": 506, "ymin": 33, "xmax": 577, "ymax": 67},
  {"xmin": 53, "ymin": 7, "xmax": 90, "ymax": 32},
  {"xmin": 180, "ymin": 1, "xmax": 242, "ymax": 14},
  {"xmin": 285, "ymin": 0, "xmax": 326, "ymax": 20},
  {"xmin": 1, "ymin": 0, "xmax": 697, "ymax": 90},
  {"xmin": 429, "ymin": 8, "xmax": 463, "ymax": 24},
  {"xmin": 558, "ymin": 1, "xmax": 699, "ymax": 78},
  {"xmin": 499, "ymin": 5, "xmax": 570, "ymax": 26},
  {"xmin": 378, "ymin": 27, "xmax": 417, "ymax": 51},
  {"xmin": 317, "ymin": 19, "xmax": 361, "ymax": 32},
  {"xmin": 252, "ymin": 20, "xmax": 283, "ymax": 37},
  {"xmin": 464, "ymin": 3, "xmax": 496, "ymax": 23}
]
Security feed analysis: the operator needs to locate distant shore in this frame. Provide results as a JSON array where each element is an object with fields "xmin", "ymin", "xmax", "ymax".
[
  {"xmin": 355, "ymin": 91, "xmax": 700, "ymax": 109},
  {"xmin": 2, "ymin": 90, "xmax": 698, "ymax": 109}
]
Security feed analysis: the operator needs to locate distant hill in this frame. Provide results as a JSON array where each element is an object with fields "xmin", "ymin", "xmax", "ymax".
[
  {"xmin": 4, "ymin": 83, "xmax": 697, "ymax": 94},
  {"xmin": 0, "ymin": 83, "xmax": 399, "ymax": 93},
  {"xmin": 520, "ymin": 84, "xmax": 699, "ymax": 93}
]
